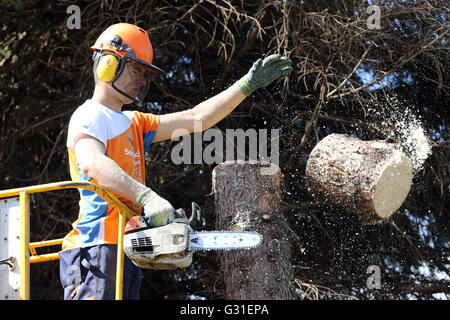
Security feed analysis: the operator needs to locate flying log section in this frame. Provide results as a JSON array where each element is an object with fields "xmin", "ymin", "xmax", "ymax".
[{"xmin": 306, "ymin": 134, "xmax": 413, "ymax": 225}]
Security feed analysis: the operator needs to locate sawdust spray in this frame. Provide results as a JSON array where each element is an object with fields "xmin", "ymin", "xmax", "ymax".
[{"xmin": 369, "ymin": 93, "xmax": 432, "ymax": 173}]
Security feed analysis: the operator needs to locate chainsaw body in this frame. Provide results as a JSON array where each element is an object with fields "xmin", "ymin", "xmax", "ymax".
[
  {"xmin": 124, "ymin": 221, "xmax": 193, "ymax": 270},
  {"xmin": 124, "ymin": 203, "xmax": 204, "ymax": 270}
]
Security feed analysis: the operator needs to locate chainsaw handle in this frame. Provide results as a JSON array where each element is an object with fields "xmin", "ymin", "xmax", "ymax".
[
  {"xmin": 173, "ymin": 202, "xmax": 206, "ymax": 228},
  {"xmin": 189, "ymin": 202, "xmax": 206, "ymax": 227}
]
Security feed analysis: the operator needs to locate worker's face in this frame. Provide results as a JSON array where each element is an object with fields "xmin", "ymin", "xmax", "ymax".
[{"xmin": 113, "ymin": 61, "xmax": 151, "ymax": 104}]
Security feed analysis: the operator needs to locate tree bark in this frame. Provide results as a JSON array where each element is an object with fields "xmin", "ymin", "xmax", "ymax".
[
  {"xmin": 305, "ymin": 134, "xmax": 413, "ymax": 225},
  {"xmin": 212, "ymin": 160, "xmax": 297, "ymax": 300}
]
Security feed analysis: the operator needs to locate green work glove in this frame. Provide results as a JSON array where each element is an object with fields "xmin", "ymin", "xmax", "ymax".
[
  {"xmin": 237, "ymin": 54, "xmax": 293, "ymax": 96},
  {"xmin": 136, "ymin": 188, "xmax": 175, "ymax": 227}
]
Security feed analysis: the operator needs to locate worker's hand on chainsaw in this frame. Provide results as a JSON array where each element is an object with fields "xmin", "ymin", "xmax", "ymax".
[
  {"xmin": 237, "ymin": 54, "xmax": 293, "ymax": 96},
  {"xmin": 136, "ymin": 189, "xmax": 175, "ymax": 227}
]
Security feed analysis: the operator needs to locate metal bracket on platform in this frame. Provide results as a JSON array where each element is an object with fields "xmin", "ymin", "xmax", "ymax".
[{"xmin": 0, "ymin": 257, "xmax": 16, "ymax": 272}]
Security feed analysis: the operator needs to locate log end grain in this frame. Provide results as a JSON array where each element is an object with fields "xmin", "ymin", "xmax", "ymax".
[{"xmin": 372, "ymin": 153, "xmax": 413, "ymax": 219}]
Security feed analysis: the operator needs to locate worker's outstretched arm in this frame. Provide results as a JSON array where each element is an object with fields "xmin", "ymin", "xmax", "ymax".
[
  {"xmin": 74, "ymin": 135, "xmax": 175, "ymax": 226},
  {"xmin": 153, "ymin": 54, "xmax": 292, "ymax": 143}
]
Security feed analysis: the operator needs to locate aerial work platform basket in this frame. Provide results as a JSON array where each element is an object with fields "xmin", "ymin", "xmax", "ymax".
[{"xmin": 0, "ymin": 181, "xmax": 135, "ymax": 300}]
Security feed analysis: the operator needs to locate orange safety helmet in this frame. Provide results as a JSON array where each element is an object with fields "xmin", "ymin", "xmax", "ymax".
[
  {"xmin": 91, "ymin": 23, "xmax": 165, "ymax": 74},
  {"xmin": 91, "ymin": 23, "xmax": 165, "ymax": 104}
]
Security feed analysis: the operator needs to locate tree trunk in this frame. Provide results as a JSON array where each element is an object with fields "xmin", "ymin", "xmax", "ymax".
[
  {"xmin": 305, "ymin": 134, "xmax": 413, "ymax": 225},
  {"xmin": 212, "ymin": 160, "xmax": 297, "ymax": 300}
]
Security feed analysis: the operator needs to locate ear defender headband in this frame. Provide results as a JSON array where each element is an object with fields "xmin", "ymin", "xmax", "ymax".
[{"xmin": 94, "ymin": 35, "xmax": 124, "ymax": 82}]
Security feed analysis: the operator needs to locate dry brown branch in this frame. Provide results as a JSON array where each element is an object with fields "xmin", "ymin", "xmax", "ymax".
[{"xmin": 294, "ymin": 278, "xmax": 359, "ymax": 300}]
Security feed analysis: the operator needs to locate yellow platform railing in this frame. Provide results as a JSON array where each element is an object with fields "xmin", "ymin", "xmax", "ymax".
[{"xmin": 0, "ymin": 181, "xmax": 136, "ymax": 300}]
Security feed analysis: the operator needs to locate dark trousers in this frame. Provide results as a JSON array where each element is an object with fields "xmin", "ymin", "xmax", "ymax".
[{"xmin": 59, "ymin": 244, "xmax": 142, "ymax": 300}]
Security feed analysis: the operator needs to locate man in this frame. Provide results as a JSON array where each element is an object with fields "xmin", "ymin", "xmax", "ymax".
[{"xmin": 59, "ymin": 23, "xmax": 292, "ymax": 300}]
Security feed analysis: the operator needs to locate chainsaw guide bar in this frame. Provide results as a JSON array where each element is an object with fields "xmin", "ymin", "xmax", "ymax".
[{"xmin": 189, "ymin": 230, "xmax": 262, "ymax": 251}]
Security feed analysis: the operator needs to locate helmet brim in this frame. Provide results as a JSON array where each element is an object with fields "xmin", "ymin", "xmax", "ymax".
[{"xmin": 124, "ymin": 53, "xmax": 166, "ymax": 74}]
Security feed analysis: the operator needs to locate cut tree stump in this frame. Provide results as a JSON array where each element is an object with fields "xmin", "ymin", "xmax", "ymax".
[
  {"xmin": 212, "ymin": 160, "xmax": 297, "ymax": 300},
  {"xmin": 305, "ymin": 134, "xmax": 413, "ymax": 225}
]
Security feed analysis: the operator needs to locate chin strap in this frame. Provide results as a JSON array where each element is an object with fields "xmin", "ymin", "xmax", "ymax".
[{"xmin": 111, "ymin": 57, "xmax": 138, "ymax": 103}]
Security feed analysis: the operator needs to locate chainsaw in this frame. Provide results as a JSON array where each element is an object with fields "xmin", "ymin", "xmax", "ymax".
[{"xmin": 124, "ymin": 202, "xmax": 263, "ymax": 270}]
